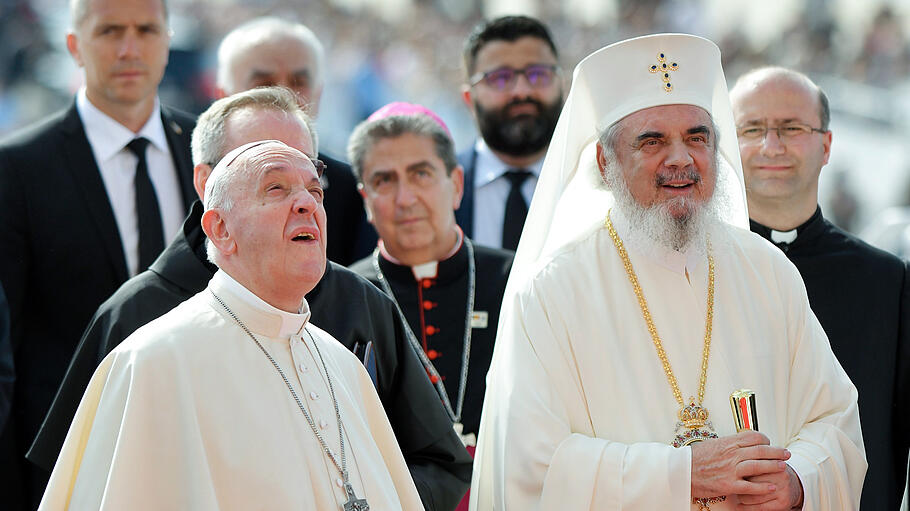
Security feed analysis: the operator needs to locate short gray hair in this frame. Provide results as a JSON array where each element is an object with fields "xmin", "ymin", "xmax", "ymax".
[
  {"xmin": 216, "ymin": 17, "xmax": 325, "ymax": 94},
  {"xmin": 191, "ymin": 86, "xmax": 317, "ymax": 167},
  {"xmin": 71, "ymin": 0, "xmax": 169, "ymax": 29},
  {"xmin": 347, "ymin": 114, "xmax": 457, "ymax": 184}
]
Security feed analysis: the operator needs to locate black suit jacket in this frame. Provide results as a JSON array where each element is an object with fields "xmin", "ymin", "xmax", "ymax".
[
  {"xmin": 0, "ymin": 101, "xmax": 195, "ymax": 509},
  {"xmin": 751, "ymin": 208, "xmax": 910, "ymax": 510},
  {"xmin": 455, "ymin": 148, "xmax": 478, "ymax": 238},
  {"xmin": 0, "ymin": 283, "xmax": 12, "ymax": 434},
  {"xmin": 318, "ymin": 153, "xmax": 375, "ymax": 265}
]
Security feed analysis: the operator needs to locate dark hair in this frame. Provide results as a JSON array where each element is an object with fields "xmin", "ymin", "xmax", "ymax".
[
  {"xmin": 463, "ymin": 15, "xmax": 558, "ymax": 76},
  {"xmin": 347, "ymin": 115, "xmax": 457, "ymax": 184},
  {"xmin": 817, "ymin": 86, "xmax": 830, "ymax": 131}
]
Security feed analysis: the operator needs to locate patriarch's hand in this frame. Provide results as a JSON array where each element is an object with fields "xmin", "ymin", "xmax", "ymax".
[
  {"xmin": 690, "ymin": 431, "xmax": 790, "ymax": 500},
  {"xmin": 736, "ymin": 464, "xmax": 804, "ymax": 510}
]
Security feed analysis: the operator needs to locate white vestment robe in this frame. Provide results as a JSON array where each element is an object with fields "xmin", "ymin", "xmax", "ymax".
[
  {"xmin": 470, "ymin": 216, "xmax": 866, "ymax": 511},
  {"xmin": 40, "ymin": 271, "xmax": 424, "ymax": 510}
]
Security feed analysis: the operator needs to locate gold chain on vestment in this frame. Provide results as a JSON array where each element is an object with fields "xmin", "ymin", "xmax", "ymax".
[
  {"xmin": 605, "ymin": 211, "xmax": 724, "ymax": 510},
  {"xmin": 604, "ymin": 212, "xmax": 714, "ymax": 408}
]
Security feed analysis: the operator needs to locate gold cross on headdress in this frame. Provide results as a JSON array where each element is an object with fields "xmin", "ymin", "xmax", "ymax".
[{"xmin": 649, "ymin": 52, "xmax": 679, "ymax": 92}]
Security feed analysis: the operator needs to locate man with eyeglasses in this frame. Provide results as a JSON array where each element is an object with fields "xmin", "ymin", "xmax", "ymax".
[
  {"xmin": 458, "ymin": 15, "xmax": 564, "ymax": 251},
  {"xmin": 731, "ymin": 66, "xmax": 909, "ymax": 511}
]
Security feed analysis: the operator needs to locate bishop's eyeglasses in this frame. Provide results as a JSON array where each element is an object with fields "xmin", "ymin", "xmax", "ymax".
[
  {"xmin": 469, "ymin": 64, "xmax": 559, "ymax": 91},
  {"xmin": 736, "ymin": 123, "xmax": 827, "ymax": 144}
]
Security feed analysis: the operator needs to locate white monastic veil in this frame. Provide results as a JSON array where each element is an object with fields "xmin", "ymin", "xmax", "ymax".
[
  {"xmin": 471, "ymin": 33, "xmax": 749, "ymax": 510},
  {"xmin": 506, "ymin": 33, "xmax": 748, "ymax": 292}
]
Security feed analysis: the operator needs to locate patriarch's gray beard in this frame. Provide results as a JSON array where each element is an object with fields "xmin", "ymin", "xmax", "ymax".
[{"xmin": 604, "ymin": 161, "xmax": 723, "ymax": 254}]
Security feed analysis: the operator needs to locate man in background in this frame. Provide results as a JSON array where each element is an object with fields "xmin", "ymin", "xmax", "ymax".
[
  {"xmin": 0, "ymin": 0, "xmax": 195, "ymax": 506},
  {"xmin": 458, "ymin": 15, "xmax": 564, "ymax": 251},
  {"xmin": 349, "ymin": 102, "xmax": 513, "ymax": 444},
  {"xmin": 731, "ymin": 66, "xmax": 909, "ymax": 510},
  {"xmin": 216, "ymin": 16, "xmax": 370, "ymax": 265}
]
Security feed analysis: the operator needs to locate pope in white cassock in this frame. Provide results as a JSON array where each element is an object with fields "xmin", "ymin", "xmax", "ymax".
[
  {"xmin": 469, "ymin": 34, "xmax": 865, "ymax": 510},
  {"xmin": 39, "ymin": 140, "xmax": 423, "ymax": 510}
]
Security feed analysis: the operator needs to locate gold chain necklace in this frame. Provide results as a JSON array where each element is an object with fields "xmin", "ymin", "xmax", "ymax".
[{"xmin": 605, "ymin": 212, "xmax": 725, "ymax": 510}]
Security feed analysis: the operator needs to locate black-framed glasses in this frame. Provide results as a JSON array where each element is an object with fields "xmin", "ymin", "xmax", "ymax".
[
  {"xmin": 469, "ymin": 64, "xmax": 559, "ymax": 91},
  {"xmin": 737, "ymin": 123, "xmax": 827, "ymax": 144},
  {"xmin": 310, "ymin": 157, "xmax": 325, "ymax": 178}
]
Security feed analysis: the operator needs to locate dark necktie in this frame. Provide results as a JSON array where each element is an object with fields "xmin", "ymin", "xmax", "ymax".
[
  {"xmin": 502, "ymin": 169, "xmax": 532, "ymax": 251},
  {"xmin": 126, "ymin": 137, "xmax": 164, "ymax": 271}
]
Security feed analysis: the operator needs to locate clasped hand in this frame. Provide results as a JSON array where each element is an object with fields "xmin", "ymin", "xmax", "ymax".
[{"xmin": 691, "ymin": 431, "xmax": 803, "ymax": 510}]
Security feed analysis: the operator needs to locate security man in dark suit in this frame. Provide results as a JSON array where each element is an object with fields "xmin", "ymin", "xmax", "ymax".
[{"xmin": 0, "ymin": 0, "xmax": 194, "ymax": 507}]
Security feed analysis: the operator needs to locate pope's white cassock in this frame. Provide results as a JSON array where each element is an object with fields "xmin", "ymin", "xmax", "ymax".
[
  {"xmin": 39, "ymin": 270, "xmax": 424, "ymax": 510},
  {"xmin": 470, "ymin": 210, "xmax": 866, "ymax": 510}
]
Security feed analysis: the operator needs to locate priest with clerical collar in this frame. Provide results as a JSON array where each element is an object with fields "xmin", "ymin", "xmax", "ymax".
[
  {"xmin": 348, "ymin": 103, "xmax": 514, "ymax": 452},
  {"xmin": 470, "ymin": 34, "xmax": 865, "ymax": 510},
  {"xmin": 731, "ymin": 66, "xmax": 909, "ymax": 510},
  {"xmin": 39, "ymin": 140, "xmax": 423, "ymax": 510}
]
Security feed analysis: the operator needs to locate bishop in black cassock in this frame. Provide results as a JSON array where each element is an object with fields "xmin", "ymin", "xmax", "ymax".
[
  {"xmin": 347, "ymin": 102, "xmax": 515, "ymax": 448},
  {"xmin": 351, "ymin": 231, "xmax": 513, "ymax": 437}
]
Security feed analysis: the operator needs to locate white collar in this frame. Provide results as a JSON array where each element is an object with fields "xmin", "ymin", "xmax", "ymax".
[
  {"xmin": 473, "ymin": 138, "xmax": 544, "ymax": 187},
  {"xmin": 378, "ymin": 226, "xmax": 464, "ymax": 280},
  {"xmin": 211, "ymin": 270, "xmax": 310, "ymax": 339},
  {"xmin": 76, "ymin": 88, "xmax": 169, "ymax": 162},
  {"xmin": 770, "ymin": 229, "xmax": 798, "ymax": 244},
  {"xmin": 610, "ymin": 208, "xmax": 703, "ymax": 276}
]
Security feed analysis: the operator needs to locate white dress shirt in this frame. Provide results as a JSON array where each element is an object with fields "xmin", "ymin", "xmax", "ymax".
[
  {"xmin": 471, "ymin": 139, "xmax": 543, "ymax": 249},
  {"xmin": 76, "ymin": 89, "xmax": 185, "ymax": 276}
]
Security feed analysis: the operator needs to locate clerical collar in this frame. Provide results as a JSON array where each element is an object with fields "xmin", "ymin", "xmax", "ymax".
[
  {"xmin": 473, "ymin": 138, "xmax": 544, "ymax": 188},
  {"xmin": 610, "ymin": 207, "xmax": 703, "ymax": 276},
  {"xmin": 770, "ymin": 229, "xmax": 797, "ymax": 244},
  {"xmin": 379, "ymin": 226, "xmax": 464, "ymax": 280},
  {"xmin": 750, "ymin": 206, "xmax": 823, "ymax": 252},
  {"xmin": 210, "ymin": 270, "xmax": 310, "ymax": 339},
  {"xmin": 76, "ymin": 87, "xmax": 169, "ymax": 163}
]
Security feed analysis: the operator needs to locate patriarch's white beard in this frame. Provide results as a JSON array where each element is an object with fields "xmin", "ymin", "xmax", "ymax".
[{"xmin": 604, "ymin": 160, "xmax": 724, "ymax": 254}]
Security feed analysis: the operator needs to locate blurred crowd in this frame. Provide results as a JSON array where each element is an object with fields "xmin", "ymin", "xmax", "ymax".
[{"xmin": 2, "ymin": 0, "xmax": 910, "ymax": 235}]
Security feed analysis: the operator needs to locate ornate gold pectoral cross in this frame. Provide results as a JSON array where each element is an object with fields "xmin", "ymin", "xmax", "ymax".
[{"xmin": 672, "ymin": 400, "xmax": 718, "ymax": 447}]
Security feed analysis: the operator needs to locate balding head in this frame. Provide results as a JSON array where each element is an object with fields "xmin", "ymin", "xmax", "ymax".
[
  {"xmin": 190, "ymin": 86, "xmax": 316, "ymax": 202},
  {"xmin": 730, "ymin": 66, "xmax": 832, "ymax": 229},
  {"xmin": 216, "ymin": 17, "xmax": 325, "ymax": 115},
  {"xmin": 731, "ymin": 67, "xmax": 829, "ymax": 131}
]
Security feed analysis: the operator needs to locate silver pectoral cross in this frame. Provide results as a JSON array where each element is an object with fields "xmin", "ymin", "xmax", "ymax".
[{"xmin": 343, "ymin": 482, "xmax": 369, "ymax": 511}]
